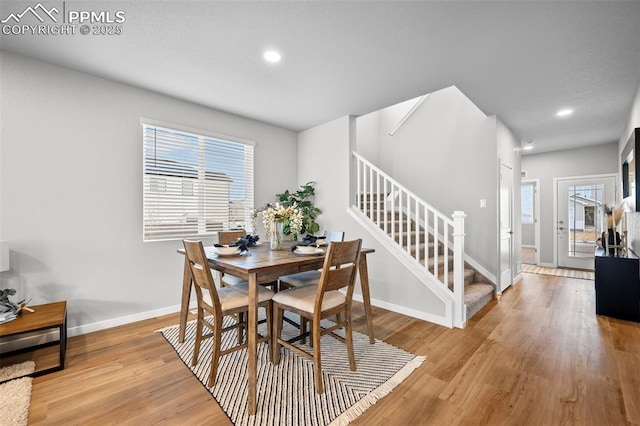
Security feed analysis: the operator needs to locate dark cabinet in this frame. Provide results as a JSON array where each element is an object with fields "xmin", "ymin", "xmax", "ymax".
[{"xmin": 594, "ymin": 249, "xmax": 640, "ymax": 322}]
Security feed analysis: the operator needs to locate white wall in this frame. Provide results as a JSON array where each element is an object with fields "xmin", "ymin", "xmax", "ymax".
[
  {"xmin": 521, "ymin": 143, "xmax": 618, "ymax": 265},
  {"xmin": 358, "ymin": 86, "xmax": 499, "ymax": 276},
  {"xmin": 0, "ymin": 51, "xmax": 298, "ymax": 333},
  {"xmin": 298, "ymin": 116, "xmax": 448, "ymax": 319},
  {"xmin": 619, "ymin": 83, "xmax": 640, "ymax": 253}
]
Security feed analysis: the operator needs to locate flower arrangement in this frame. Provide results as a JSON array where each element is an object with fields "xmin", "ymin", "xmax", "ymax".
[
  {"xmin": 276, "ymin": 182, "xmax": 321, "ymax": 236},
  {"xmin": 260, "ymin": 202, "xmax": 304, "ymax": 239}
]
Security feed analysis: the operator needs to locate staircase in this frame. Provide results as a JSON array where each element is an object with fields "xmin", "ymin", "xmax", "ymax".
[{"xmin": 350, "ymin": 152, "xmax": 495, "ymax": 327}]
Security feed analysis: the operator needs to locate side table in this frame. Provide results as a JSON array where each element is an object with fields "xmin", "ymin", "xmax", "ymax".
[{"xmin": 0, "ymin": 301, "xmax": 67, "ymax": 376}]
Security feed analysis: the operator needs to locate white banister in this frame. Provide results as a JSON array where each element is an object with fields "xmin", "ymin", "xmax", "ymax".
[
  {"xmin": 352, "ymin": 151, "xmax": 466, "ymax": 324},
  {"xmin": 452, "ymin": 211, "xmax": 466, "ymax": 326}
]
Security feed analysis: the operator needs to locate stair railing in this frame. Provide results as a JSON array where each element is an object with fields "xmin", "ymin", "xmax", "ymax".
[{"xmin": 353, "ymin": 152, "xmax": 466, "ymax": 325}]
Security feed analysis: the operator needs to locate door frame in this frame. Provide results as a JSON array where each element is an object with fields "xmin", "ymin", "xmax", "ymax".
[
  {"xmin": 521, "ymin": 178, "xmax": 540, "ymax": 266},
  {"xmin": 553, "ymin": 173, "xmax": 619, "ymax": 268},
  {"xmin": 498, "ymin": 162, "xmax": 514, "ymax": 293}
]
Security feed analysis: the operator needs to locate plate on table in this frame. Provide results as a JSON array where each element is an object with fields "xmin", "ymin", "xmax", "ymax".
[
  {"xmin": 214, "ymin": 246, "xmax": 242, "ymax": 256},
  {"xmin": 294, "ymin": 248, "xmax": 325, "ymax": 256}
]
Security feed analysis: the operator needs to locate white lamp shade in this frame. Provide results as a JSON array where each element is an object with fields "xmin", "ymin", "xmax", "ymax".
[{"xmin": 0, "ymin": 241, "xmax": 9, "ymax": 272}]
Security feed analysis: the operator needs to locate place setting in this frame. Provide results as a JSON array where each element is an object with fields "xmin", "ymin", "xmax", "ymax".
[
  {"xmin": 291, "ymin": 235, "xmax": 327, "ymax": 256},
  {"xmin": 210, "ymin": 234, "xmax": 260, "ymax": 257}
]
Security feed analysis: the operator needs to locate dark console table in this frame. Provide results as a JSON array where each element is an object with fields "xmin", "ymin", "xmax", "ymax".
[{"xmin": 594, "ymin": 248, "xmax": 640, "ymax": 322}]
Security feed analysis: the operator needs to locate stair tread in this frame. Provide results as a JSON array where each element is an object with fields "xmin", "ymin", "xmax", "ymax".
[{"xmin": 464, "ymin": 283, "xmax": 494, "ymax": 303}]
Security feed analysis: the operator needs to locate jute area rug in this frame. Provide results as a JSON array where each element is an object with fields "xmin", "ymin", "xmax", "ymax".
[
  {"xmin": 522, "ymin": 264, "xmax": 594, "ymax": 280},
  {"xmin": 0, "ymin": 360, "xmax": 35, "ymax": 426},
  {"xmin": 158, "ymin": 314, "xmax": 424, "ymax": 426}
]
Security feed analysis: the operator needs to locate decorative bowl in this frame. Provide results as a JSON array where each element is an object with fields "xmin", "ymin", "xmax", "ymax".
[{"xmin": 215, "ymin": 246, "xmax": 240, "ymax": 255}]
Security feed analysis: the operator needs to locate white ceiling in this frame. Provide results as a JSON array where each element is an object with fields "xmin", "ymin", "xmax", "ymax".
[{"xmin": 1, "ymin": 1, "xmax": 639, "ymax": 155}]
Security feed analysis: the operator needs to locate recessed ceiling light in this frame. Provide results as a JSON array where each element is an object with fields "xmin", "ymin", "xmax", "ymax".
[
  {"xmin": 556, "ymin": 108, "xmax": 573, "ymax": 117},
  {"xmin": 263, "ymin": 50, "xmax": 281, "ymax": 63},
  {"xmin": 523, "ymin": 145, "xmax": 534, "ymax": 151}
]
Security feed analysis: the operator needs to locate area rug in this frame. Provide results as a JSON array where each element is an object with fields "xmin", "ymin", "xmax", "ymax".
[
  {"xmin": 158, "ymin": 315, "xmax": 424, "ymax": 426},
  {"xmin": 522, "ymin": 264, "xmax": 594, "ymax": 280},
  {"xmin": 0, "ymin": 361, "xmax": 35, "ymax": 426}
]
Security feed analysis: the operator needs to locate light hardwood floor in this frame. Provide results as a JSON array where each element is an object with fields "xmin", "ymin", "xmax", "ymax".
[{"xmin": 7, "ymin": 272, "xmax": 640, "ymax": 425}]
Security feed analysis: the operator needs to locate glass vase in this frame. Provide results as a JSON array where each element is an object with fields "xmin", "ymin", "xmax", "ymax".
[{"xmin": 270, "ymin": 220, "xmax": 284, "ymax": 250}]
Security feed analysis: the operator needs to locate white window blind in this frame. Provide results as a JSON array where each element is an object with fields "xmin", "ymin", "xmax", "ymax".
[{"xmin": 142, "ymin": 121, "xmax": 254, "ymax": 242}]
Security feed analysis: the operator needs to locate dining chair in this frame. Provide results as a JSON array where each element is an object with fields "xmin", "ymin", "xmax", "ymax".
[
  {"xmin": 182, "ymin": 239, "xmax": 274, "ymax": 387},
  {"xmin": 217, "ymin": 230, "xmax": 249, "ymax": 287},
  {"xmin": 217, "ymin": 230, "xmax": 279, "ymax": 291},
  {"xmin": 272, "ymin": 238, "xmax": 362, "ymax": 394},
  {"xmin": 278, "ymin": 231, "xmax": 345, "ymax": 290}
]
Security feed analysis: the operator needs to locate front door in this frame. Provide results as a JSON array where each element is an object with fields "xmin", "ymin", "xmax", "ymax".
[
  {"xmin": 557, "ymin": 176, "xmax": 617, "ymax": 270},
  {"xmin": 499, "ymin": 163, "xmax": 513, "ymax": 292}
]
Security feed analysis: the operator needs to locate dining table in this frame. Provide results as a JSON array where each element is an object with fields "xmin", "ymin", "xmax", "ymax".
[{"xmin": 176, "ymin": 241, "xmax": 375, "ymax": 415}]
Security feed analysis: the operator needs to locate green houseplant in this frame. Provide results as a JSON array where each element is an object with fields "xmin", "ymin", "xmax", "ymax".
[{"xmin": 276, "ymin": 182, "xmax": 322, "ymax": 237}]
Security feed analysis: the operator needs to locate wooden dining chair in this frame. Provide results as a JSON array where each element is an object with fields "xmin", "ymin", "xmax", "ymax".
[
  {"xmin": 217, "ymin": 230, "xmax": 279, "ymax": 291},
  {"xmin": 272, "ymin": 239, "xmax": 362, "ymax": 394},
  {"xmin": 278, "ymin": 231, "xmax": 345, "ymax": 290},
  {"xmin": 182, "ymin": 239, "xmax": 274, "ymax": 387},
  {"xmin": 217, "ymin": 230, "xmax": 249, "ymax": 287}
]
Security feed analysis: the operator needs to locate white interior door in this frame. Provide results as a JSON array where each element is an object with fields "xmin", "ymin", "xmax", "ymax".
[
  {"xmin": 557, "ymin": 176, "xmax": 616, "ymax": 270},
  {"xmin": 499, "ymin": 163, "xmax": 513, "ymax": 292}
]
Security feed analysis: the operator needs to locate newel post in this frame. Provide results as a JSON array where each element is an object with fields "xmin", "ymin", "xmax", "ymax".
[{"xmin": 452, "ymin": 211, "xmax": 466, "ymax": 327}]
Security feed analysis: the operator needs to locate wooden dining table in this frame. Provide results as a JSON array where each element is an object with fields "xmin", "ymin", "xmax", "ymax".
[{"xmin": 177, "ymin": 242, "xmax": 375, "ymax": 415}]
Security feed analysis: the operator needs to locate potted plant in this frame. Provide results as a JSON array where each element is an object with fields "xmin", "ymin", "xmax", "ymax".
[
  {"xmin": 276, "ymin": 182, "xmax": 321, "ymax": 236},
  {"xmin": 256, "ymin": 182, "xmax": 322, "ymax": 247}
]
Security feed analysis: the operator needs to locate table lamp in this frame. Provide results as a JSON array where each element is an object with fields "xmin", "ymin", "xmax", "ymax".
[{"xmin": 0, "ymin": 241, "xmax": 9, "ymax": 272}]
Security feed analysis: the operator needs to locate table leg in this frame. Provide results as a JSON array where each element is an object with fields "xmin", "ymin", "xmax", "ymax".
[
  {"xmin": 179, "ymin": 256, "xmax": 193, "ymax": 344},
  {"xmin": 247, "ymin": 272, "xmax": 258, "ymax": 415},
  {"xmin": 60, "ymin": 311, "xmax": 67, "ymax": 370},
  {"xmin": 358, "ymin": 254, "xmax": 375, "ymax": 343}
]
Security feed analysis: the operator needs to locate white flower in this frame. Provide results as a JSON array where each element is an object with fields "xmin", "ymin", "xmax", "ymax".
[{"xmin": 260, "ymin": 203, "xmax": 303, "ymax": 238}]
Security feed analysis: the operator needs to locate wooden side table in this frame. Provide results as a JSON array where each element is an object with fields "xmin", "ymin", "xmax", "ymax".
[{"xmin": 0, "ymin": 301, "xmax": 67, "ymax": 376}]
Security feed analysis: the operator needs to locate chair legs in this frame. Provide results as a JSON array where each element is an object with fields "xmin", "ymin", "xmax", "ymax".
[
  {"xmin": 272, "ymin": 307, "xmax": 355, "ymax": 395},
  {"xmin": 272, "ymin": 304, "xmax": 283, "ymax": 365},
  {"xmin": 191, "ymin": 307, "xmax": 204, "ymax": 367},
  {"xmin": 312, "ymin": 318, "xmax": 324, "ymax": 394},
  {"xmin": 191, "ymin": 304, "xmax": 272, "ymax": 389},
  {"xmin": 208, "ymin": 320, "xmax": 222, "ymax": 387}
]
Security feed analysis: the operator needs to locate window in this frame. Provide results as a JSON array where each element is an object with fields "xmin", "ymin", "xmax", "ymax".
[
  {"xmin": 521, "ymin": 183, "xmax": 534, "ymax": 224},
  {"xmin": 142, "ymin": 120, "xmax": 255, "ymax": 241}
]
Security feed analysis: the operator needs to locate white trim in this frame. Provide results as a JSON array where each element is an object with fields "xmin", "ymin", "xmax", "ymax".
[
  {"xmin": 521, "ymin": 178, "xmax": 541, "ymax": 265},
  {"xmin": 538, "ymin": 262, "xmax": 556, "ymax": 268},
  {"xmin": 388, "ymin": 94, "xmax": 430, "ymax": 136},
  {"xmin": 513, "ymin": 272, "xmax": 524, "ymax": 284},
  {"xmin": 521, "ymin": 244, "xmax": 536, "ymax": 248},
  {"xmin": 351, "ymin": 293, "xmax": 452, "ymax": 329},
  {"xmin": 67, "ymin": 302, "xmax": 196, "ymax": 337},
  {"xmin": 463, "ymin": 254, "xmax": 497, "ymax": 284},
  {"xmin": 140, "ymin": 117, "xmax": 256, "ymax": 147}
]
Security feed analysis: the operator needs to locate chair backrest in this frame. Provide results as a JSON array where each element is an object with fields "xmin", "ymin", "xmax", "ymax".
[
  {"xmin": 218, "ymin": 230, "xmax": 245, "ymax": 245},
  {"xmin": 183, "ymin": 240, "xmax": 221, "ymax": 311},
  {"xmin": 316, "ymin": 239, "xmax": 362, "ymax": 304},
  {"xmin": 324, "ymin": 231, "xmax": 345, "ymax": 243}
]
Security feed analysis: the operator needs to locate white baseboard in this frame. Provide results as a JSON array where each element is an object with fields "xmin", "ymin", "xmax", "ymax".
[
  {"xmin": 521, "ymin": 244, "xmax": 536, "ymax": 248},
  {"xmin": 67, "ymin": 302, "xmax": 196, "ymax": 337},
  {"xmin": 351, "ymin": 293, "xmax": 452, "ymax": 329},
  {"xmin": 539, "ymin": 262, "xmax": 556, "ymax": 268},
  {"xmin": 68, "ymin": 294, "xmax": 454, "ymax": 338}
]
